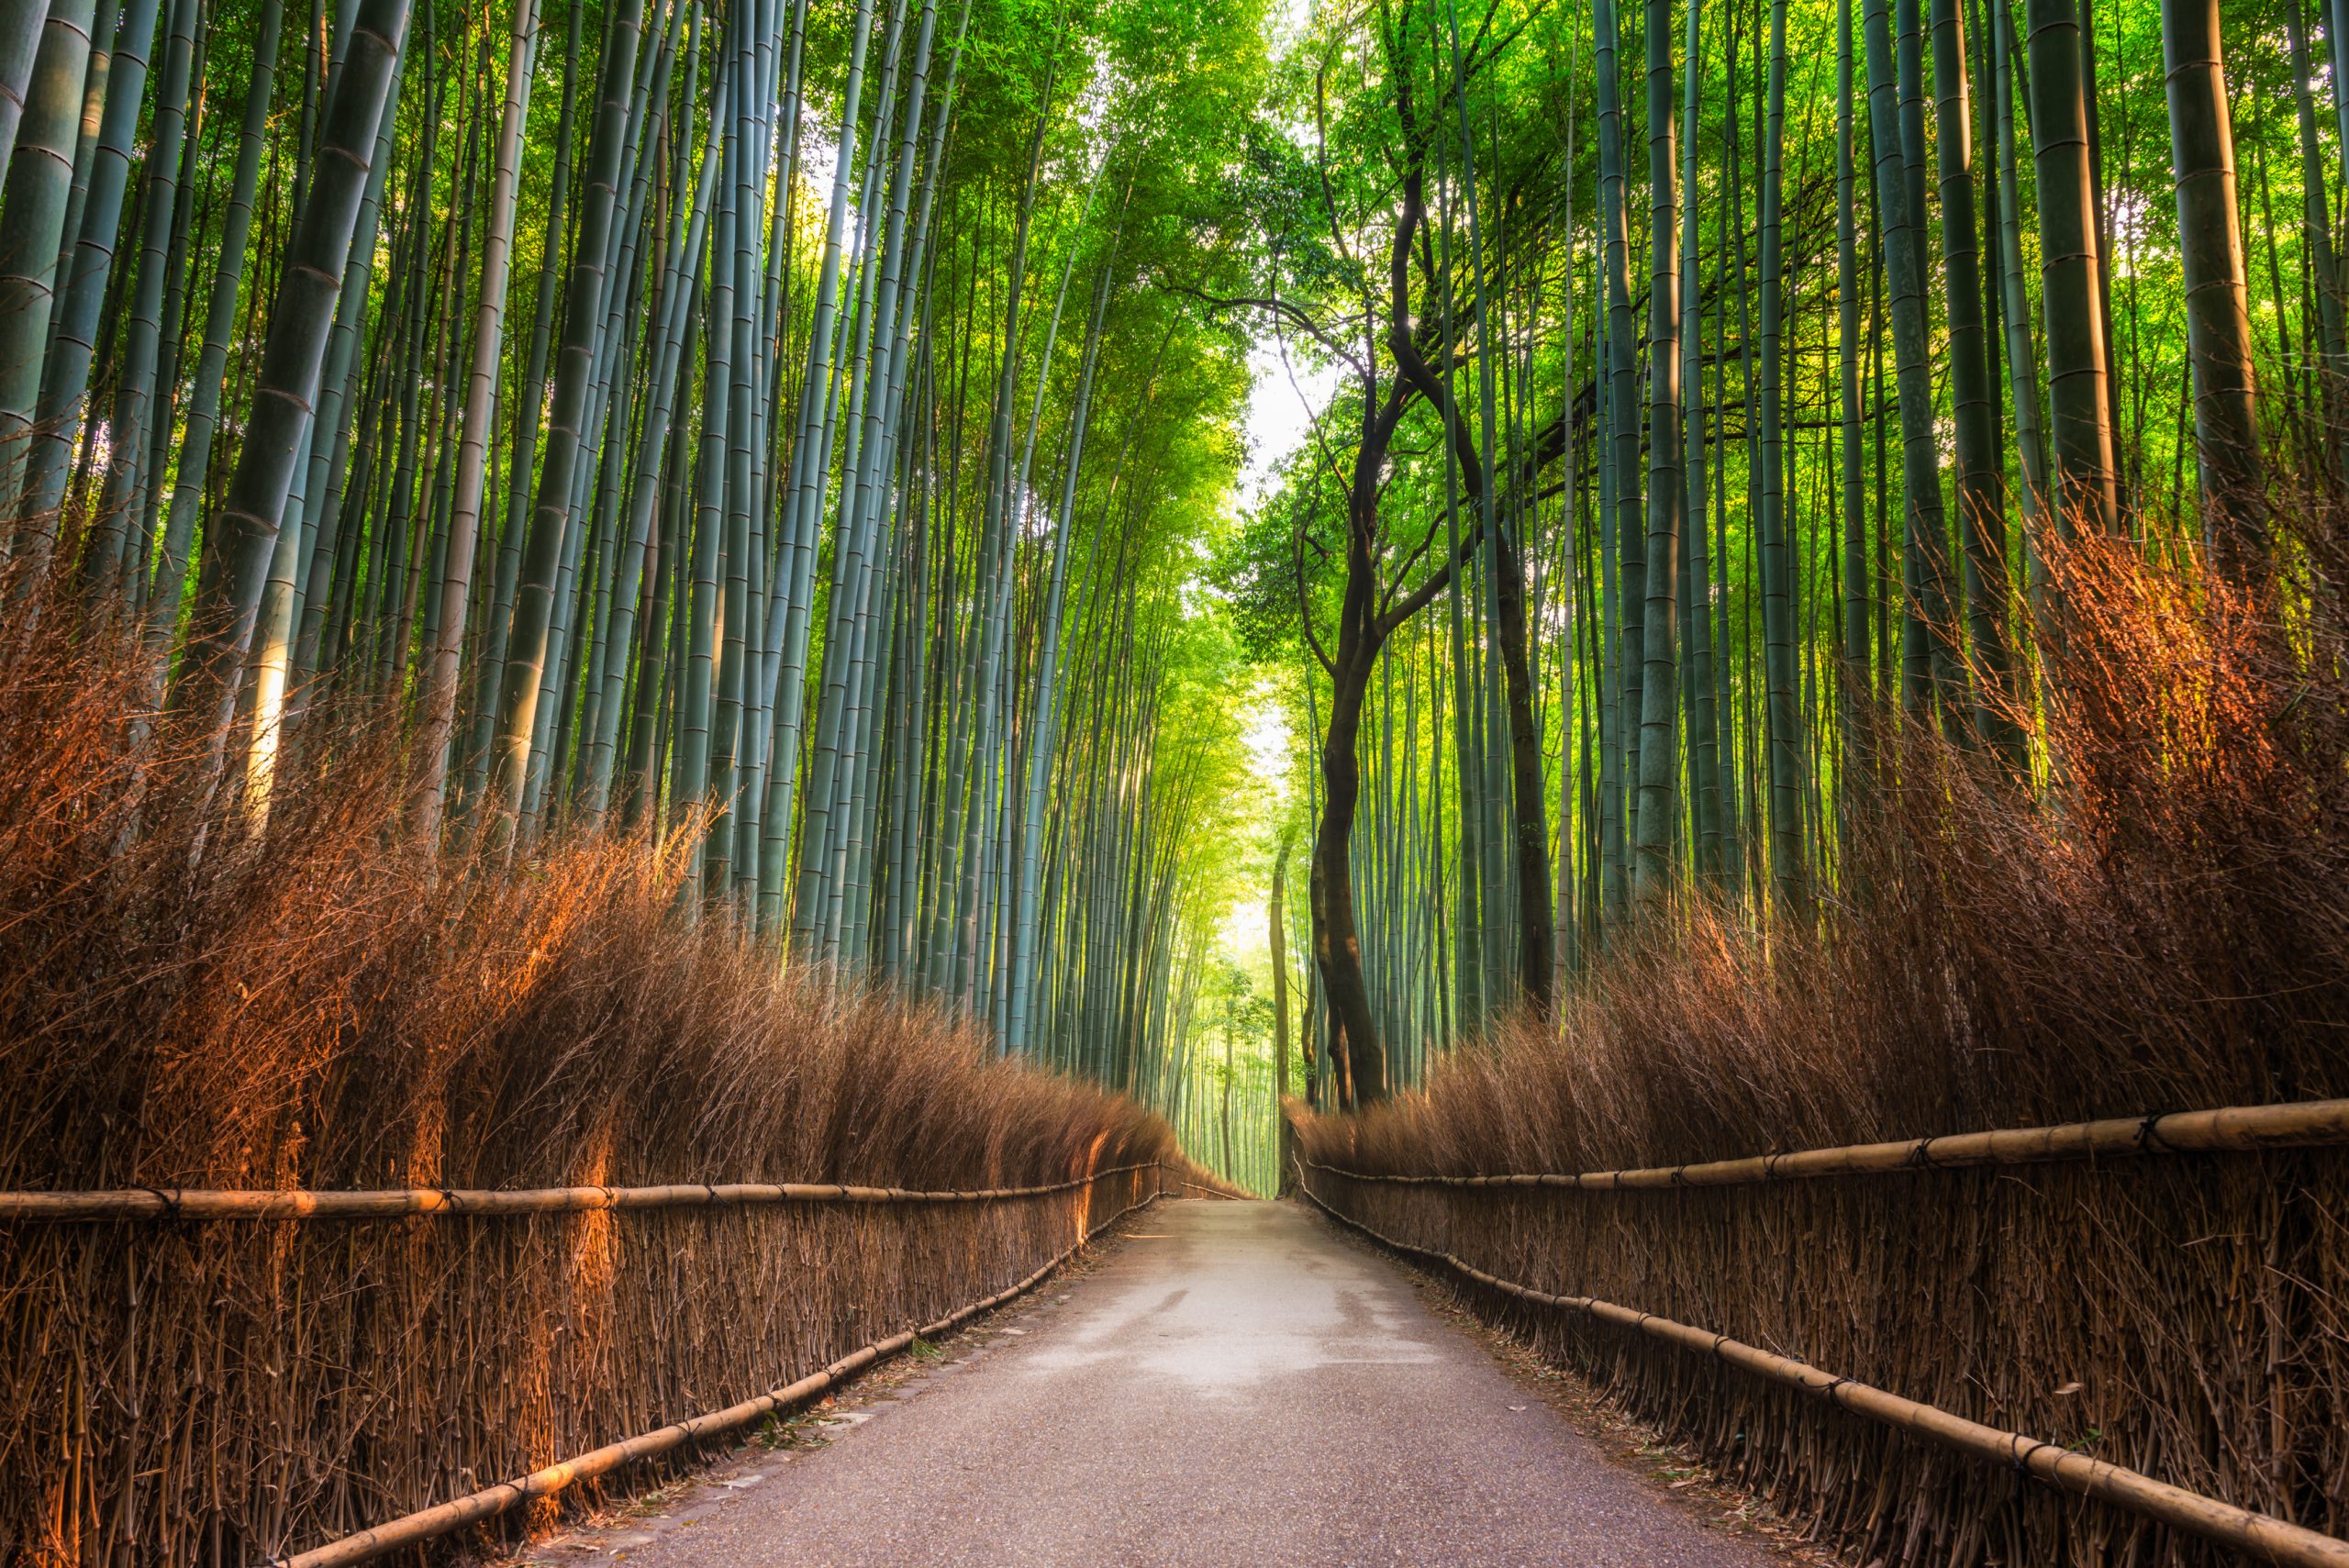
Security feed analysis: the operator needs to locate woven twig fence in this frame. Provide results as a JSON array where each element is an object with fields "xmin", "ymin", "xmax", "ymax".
[
  {"xmin": 273, "ymin": 1179, "xmax": 1163, "ymax": 1568},
  {"xmin": 0, "ymin": 1159, "xmax": 1167, "ymax": 1567},
  {"xmin": 1296, "ymin": 1098, "xmax": 2349, "ymax": 1568}
]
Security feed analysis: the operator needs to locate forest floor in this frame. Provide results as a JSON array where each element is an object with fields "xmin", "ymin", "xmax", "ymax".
[{"xmin": 511, "ymin": 1199, "xmax": 1839, "ymax": 1567}]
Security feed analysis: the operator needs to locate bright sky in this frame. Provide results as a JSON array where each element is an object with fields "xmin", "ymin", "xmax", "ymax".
[
  {"xmin": 1211, "ymin": 682, "xmax": 1297, "ymax": 973},
  {"xmin": 1234, "ymin": 0, "xmax": 1336, "ymax": 511},
  {"xmin": 1239, "ymin": 334, "xmax": 1342, "ymax": 509}
]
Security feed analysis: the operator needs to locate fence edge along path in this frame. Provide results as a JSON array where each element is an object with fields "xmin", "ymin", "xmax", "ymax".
[
  {"xmin": 0, "ymin": 1162, "xmax": 1163, "ymax": 1221},
  {"xmin": 260, "ymin": 1173, "xmax": 1166, "ymax": 1568},
  {"xmin": 1300, "ymin": 1096, "xmax": 2349, "ymax": 1189},
  {"xmin": 1294, "ymin": 1177, "xmax": 2349, "ymax": 1568}
]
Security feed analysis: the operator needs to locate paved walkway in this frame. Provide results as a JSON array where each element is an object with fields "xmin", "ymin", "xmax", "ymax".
[{"xmin": 552, "ymin": 1200, "xmax": 1776, "ymax": 1567}]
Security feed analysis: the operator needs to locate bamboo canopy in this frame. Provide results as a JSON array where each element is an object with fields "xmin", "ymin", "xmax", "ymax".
[
  {"xmin": 0, "ymin": 1162, "xmax": 1163, "ymax": 1222},
  {"xmin": 1298, "ymin": 1180, "xmax": 2349, "ymax": 1568},
  {"xmin": 1302, "ymin": 1097, "xmax": 2349, "ymax": 1190}
]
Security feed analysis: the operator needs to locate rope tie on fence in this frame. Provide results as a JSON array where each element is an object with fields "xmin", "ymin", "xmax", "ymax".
[
  {"xmin": 2012, "ymin": 1437, "xmax": 2068, "ymax": 1477},
  {"xmin": 1907, "ymin": 1137, "xmax": 1942, "ymax": 1171},
  {"xmin": 2136, "ymin": 1112, "xmax": 2176, "ymax": 1154},
  {"xmin": 134, "ymin": 1185, "xmax": 180, "ymax": 1219}
]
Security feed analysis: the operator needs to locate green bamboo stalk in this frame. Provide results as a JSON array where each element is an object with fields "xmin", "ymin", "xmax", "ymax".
[
  {"xmin": 2162, "ymin": 0, "xmax": 2262, "ymax": 569},
  {"xmin": 24, "ymin": 0, "xmax": 162, "ymax": 519},
  {"xmin": 1757, "ymin": 0, "xmax": 1805, "ymax": 909},
  {"xmin": 84, "ymin": 0, "xmax": 195, "ymax": 598},
  {"xmin": 178, "ymin": 0, "xmax": 412, "ymax": 741},
  {"xmin": 2026, "ymin": 0, "xmax": 2118, "ymax": 536},
  {"xmin": 484, "ymin": 0, "xmax": 648, "ymax": 831},
  {"xmin": 414, "ymin": 0, "xmax": 544, "ymax": 839},
  {"xmin": 1631, "ymin": 0, "xmax": 1683, "ymax": 901},
  {"xmin": 1991, "ymin": 0, "xmax": 2050, "ymax": 595},
  {"xmin": 0, "ymin": 0, "xmax": 95, "ymax": 568},
  {"xmin": 1932, "ymin": 0, "xmax": 2021, "ymax": 762}
]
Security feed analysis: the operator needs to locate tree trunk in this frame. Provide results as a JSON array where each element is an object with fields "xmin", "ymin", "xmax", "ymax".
[
  {"xmin": 1271, "ymin": 832, "xmax": 1294, "ymax": 1188},
  {"xmin": 1310, "ymin": 640, "xmax": 1386, "ymax": 1108}
]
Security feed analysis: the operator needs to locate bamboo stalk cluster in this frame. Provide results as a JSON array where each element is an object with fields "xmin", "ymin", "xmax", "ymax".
[{"xmin": 0, "ymin": 0, "xmax": 1267, "ymax": 1110}]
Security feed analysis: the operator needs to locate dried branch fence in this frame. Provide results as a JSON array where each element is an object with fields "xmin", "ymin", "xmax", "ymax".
[
  {"xmin": 0, "ymin": 1159, "xmax": 1168, "ymax": 1567},
  {"xmin": 1296, "ymin": 1097, "xmax": 2349, "ymax": 1568}
]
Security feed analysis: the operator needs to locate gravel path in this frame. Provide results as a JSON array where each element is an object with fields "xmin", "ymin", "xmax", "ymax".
[{"xmin": 540, "ymin": 1199, "xmax": 1778, "ymax": 1568}]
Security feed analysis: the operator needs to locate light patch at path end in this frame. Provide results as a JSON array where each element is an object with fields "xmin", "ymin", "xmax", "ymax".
[{"xmin": 1018, "ymin": 1218, "xmax": 1440, "ymax": 1395}]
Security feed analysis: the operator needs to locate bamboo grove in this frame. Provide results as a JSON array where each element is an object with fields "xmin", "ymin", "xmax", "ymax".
[
  {"xmin": 0, "ymin": 0, "xmax": 2329, "ymax": 1137},
  {"xmin": 0, "ymin": 0, "xmax": 1283, "ymax": 1106},
  {"xmin": 1215, "ymin": 0, "xmax": 2321, "ymax": 1108}
]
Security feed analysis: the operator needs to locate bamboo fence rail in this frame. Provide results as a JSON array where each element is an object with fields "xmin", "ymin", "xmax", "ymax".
[
  {"xmin": 0, "ymin": 1161, "xmax": 1163, "ymax": 1222},
  {"xmin": 1, "ymin": 1147, "xmax": 1175, "ymax": 1564},
  {"xmin": 268, "ymin": 1183, "xmax": 1163, "ymax": 1568},
  {"xmin": 1297, "ymin": 1176, "xmax": 2349, "ymax": 1568},
  {"xmin": 1174, "ymin": 1176, "xmax": 1241, "ymax": 1198},
  {"xmin": 1302, "ymin": 1096, "xmax": 2349, "ymax": 1190}
]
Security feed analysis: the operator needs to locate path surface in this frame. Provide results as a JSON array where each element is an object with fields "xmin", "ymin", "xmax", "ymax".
[{"xmin": 557, "ymin": 1200, "xmax": 1776, "ymax": 1567}]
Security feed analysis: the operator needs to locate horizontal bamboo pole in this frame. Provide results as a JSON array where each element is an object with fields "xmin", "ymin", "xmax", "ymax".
[
  {"xmin": 266, "ymin": 1180, "xmax": 1163, "ymax": 1568},
  {"xmin": 1174, "ymin": 1177, "xmax": 1239, "ymax": 1199},
  {"xmin": 0, "ymin": 1161, "xmax": 1163, "ymax": 1223},
  {"xmin": 1297, "ymin": 1176, "xmax": 2349, "ymax": 1568},
  {"xmin": 1304, "ymin": 1097, "xmax": 2349, "ymax": 1191}
]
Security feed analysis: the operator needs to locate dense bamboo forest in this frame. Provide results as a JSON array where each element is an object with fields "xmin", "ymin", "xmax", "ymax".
[
  {"xmin": 0, "ymin": 0, "xmax": 2334, "ymax": 1150},
  {"xmin": 8, "ymin": 0, "xmax": 2349, "ymax": 1552},
  {"xmin": 0, "ymin": 0, "xmax": 1286, "ymax": 1132}
]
